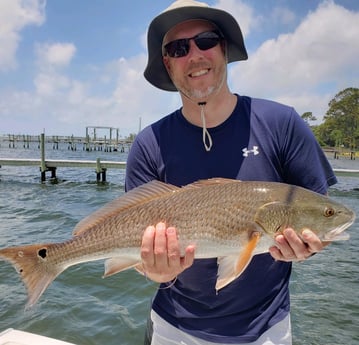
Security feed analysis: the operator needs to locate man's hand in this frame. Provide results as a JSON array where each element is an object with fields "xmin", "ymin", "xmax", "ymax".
[
  {"xmin": 269, "ymin": 228, "xmax": 329, "ymax": 262},
  {"xmin": 140, "ymin": 222, "xmax": 195, "ymax": 283}
]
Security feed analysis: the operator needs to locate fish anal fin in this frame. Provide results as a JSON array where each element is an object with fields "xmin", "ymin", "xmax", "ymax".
[
  {"xmin": 0, "ymin": 243, "xmax": 63, "ymax": 309},
  {"xmin": 216, "ymin": 231, "xmax": 261, "ymax": 291},
  {"xmin": 103, "ymin": 257, "xmax": 141, "ymax": 278},
  {"xmin": 134, "ymin": 263, "xmax": 145, "ymax": 275}
]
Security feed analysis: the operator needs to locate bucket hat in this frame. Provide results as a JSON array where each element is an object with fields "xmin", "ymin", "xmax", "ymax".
[{"xmin": 144, "ymin": 0, "xmax": 248, "ymax": 91}]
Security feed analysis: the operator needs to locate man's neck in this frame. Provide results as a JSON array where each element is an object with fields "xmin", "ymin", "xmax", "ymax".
[{"xmin": 181, "ymin": 90, "xmax": 237, "ymax": 128}]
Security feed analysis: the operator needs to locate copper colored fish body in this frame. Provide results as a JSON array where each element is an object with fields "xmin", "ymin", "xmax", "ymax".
[{"xmin": 0, "ymin": 178, "xmax": 355, "ymax": 307}]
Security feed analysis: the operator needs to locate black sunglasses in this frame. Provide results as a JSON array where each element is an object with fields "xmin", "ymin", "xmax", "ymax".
[{"xmin": 163, "ymin": 31, "xmax": 223, "ymax": 58}]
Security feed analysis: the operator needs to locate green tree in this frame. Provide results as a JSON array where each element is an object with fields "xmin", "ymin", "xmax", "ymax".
[
  {"xmin": 330, "ymin": 129, "xmax": 344, "ymax": 148},
  {"xmin": 314, "ymin": 87, "xmax": 359, "ymax": 148},
  {"xmin": 324, "ymin": 87, "xmax": 359, "ymax": 149},
  {"xmin": 301, "ymin": 111, "xmax": 317, "ymax": 124},
  {"xmin": 126, "ymin": 133, "xmax": 137, "ymax": 142}
]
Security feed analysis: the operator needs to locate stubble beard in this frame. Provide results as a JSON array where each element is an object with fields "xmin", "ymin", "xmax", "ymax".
[{"xmin": 173, "ymin": 61, "xmax": 227, "ymax": 102}]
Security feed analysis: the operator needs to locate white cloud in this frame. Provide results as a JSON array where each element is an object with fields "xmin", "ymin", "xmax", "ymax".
[
  {"xmin": 229, "ymin": 1, "xmax": 359, "ymax": 120},
  {"xmin": 36, "ymin": 42, "xmax": 76, "ymax": 67},
  {"xmin": 0, "ymin": 0, "xmax": 45, "ymax": 71},
  {"xmin": 33, "ymin": 42, "xmax": 77, "ymax": 97},
  {"xmin": 0, "ymin": 51, "xmax": 171, "ymax": 135},
  {"xmin": 214, "ymin": 0, "xmax": 258, "ymax": 37},
  {"xmin": 68, "ymin": 81, "xmax": 87, "ymax": 105},
  {"xmin": 271, "ymin": 7, "xmax": 296, "ymax": 25},
  {"xmin": 34, "ymin": 72, "xmax": 70, "ymax": 96},
  {"xmin": 273, "ymin": 92, "xmax": 333, "ymax": 123}
]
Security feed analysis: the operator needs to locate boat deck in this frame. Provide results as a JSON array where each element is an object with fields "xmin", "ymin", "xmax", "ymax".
[{"xmin": 0, "ymin": 328, "xmax": 77, "ymax": 345}]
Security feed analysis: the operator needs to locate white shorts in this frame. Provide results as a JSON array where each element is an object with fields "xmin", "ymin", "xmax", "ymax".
[{"xmin": 150, "ymin": 310, "xmax": 292, "ymax": 345}]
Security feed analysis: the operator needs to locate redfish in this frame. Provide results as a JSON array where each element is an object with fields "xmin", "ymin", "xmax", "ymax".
[{"xmin": 0, "ymin": 178, "xmax": 355, "ymax": 308}]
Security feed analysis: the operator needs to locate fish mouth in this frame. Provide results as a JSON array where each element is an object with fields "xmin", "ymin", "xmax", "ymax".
[{"xmin": 323, "ymin": 219, "xmax": 354, "ymax": 241}]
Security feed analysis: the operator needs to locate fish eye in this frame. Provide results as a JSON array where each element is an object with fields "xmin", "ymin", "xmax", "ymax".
[{"xmin": 324, "ymin": 207, "xmax": 335, "ymax": 217}]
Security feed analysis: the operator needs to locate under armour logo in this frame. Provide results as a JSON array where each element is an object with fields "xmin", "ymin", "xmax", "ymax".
[{"xmin": 242, "ymin": 146, "xmax": 259, "ymax": 157}]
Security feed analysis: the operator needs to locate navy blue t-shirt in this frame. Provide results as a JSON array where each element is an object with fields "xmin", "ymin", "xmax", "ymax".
[{"xmin": 125, "ymin": 95, "xmax": 337, "ymax": 343}]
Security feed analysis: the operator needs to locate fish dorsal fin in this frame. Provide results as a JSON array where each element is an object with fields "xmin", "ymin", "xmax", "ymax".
[
  {"xmin": 182, "ymin": 177, "xmax": 240, "ymax": 190},
  {"xmin": 73, "ymin": 180, "xmax": 180, "ymax": 236}
]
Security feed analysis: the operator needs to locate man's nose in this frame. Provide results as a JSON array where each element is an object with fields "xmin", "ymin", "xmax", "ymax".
[{"xmin": 187, "ymin": 39, "xmax": 204, "ymax": 59}]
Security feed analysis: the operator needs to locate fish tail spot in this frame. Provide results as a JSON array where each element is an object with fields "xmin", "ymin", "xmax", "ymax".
[{"xmin": 38, "ymin": 248, "xmax": 47, "ymax": 259}]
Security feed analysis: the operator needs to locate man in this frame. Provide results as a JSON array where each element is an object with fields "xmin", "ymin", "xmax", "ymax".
[{"xmin": 125, "ymin": 1, "xmax": 337, "ymax": 344}]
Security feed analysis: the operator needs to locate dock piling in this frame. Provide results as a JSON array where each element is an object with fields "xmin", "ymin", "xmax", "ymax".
[{"xmin": 96, "ymin": 158, "xmax": 107, "ymax": 182}]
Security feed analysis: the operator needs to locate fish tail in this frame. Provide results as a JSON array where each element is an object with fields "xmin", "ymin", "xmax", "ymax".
[{"xmin": 0, "ymin": 243, "xmax": 63, "ymax": 308}]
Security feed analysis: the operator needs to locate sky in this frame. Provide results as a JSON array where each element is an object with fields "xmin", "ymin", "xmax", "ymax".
[{"xmin": 0, "ymin": 0, "xmax": 358, "ymax": 138}]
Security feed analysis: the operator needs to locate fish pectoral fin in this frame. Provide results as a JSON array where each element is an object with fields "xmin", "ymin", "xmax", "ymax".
[
  {"xmin": 103, "ymin": 257, "xmax": 140, "ymax": 278},
  {"xmin": 216, "ymin": 232, "xmax": 261, "ymax": 291},
  {"xmin": 254, "ymin": 202, "xmax": 291, "ymax": 233}
]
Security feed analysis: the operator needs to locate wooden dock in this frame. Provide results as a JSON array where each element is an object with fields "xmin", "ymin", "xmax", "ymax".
[
  {"xmin": 1, "ymin": 155, "xmax": 358, "ymax": 184},
  {"xmin": 332, "ymin": 168, "xmax": 359, "ymax": 177},
  {"xmin": 0, "ymin": 134, "xmax": 126, "ymax": 182},
  {"xmin": 0, "ymin": 132, "xmax": 132, "ymax": 152},
  {"xmin": 0, "ymin": 157, "xmax": 126, "ymax": 182},
  {"xmin": 0, "ymin": 157, "xmax": 358, "ymax": 182},
  {"xmin": 323, "ymin": 148, "xmax": 357, "ymax": 160}
]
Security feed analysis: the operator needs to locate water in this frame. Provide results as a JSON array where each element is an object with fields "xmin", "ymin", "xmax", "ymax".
[{"xmin": 0, "ymin": 144, "xmax": 358, "ymax": 345}]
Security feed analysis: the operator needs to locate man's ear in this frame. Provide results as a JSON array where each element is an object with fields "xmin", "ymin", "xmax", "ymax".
[
  {"xmin": 220, "ymin": 40, "xmax": 228, "ymax": 62},
  {"xmin": 163, "ymin": 56, "xmax": 171, "ymax": 73}
]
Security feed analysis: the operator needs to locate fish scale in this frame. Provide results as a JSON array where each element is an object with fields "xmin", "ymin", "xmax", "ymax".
[{"xmin": 0, "ymin": 178, "xmax": 355, "ymax": 308}]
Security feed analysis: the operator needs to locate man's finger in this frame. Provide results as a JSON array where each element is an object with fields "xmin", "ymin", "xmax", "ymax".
[{"xmin": 166, "ymin": 227, "xmax": 181, "ymax": 267}]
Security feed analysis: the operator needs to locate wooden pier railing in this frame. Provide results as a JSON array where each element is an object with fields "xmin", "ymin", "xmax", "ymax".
[
  {"xmin": 0, "ymin": 157, "xmax": 126, "ymax": 182},
  {"xmin": 0, "ymin": 133, "xmax": 132, "ymax": 152},
  {"xmin": 0, "ymin": 134, "xmax": 126, "ymax": 182}
]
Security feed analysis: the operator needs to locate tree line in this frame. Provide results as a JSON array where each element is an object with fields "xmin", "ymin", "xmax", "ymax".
[{"xmin": 302, "ymin": 87, "xmax": 359, "ymax": 150}]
